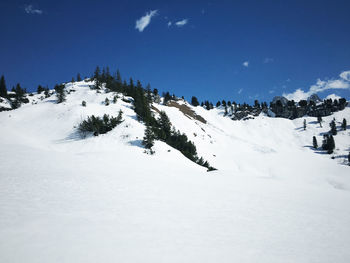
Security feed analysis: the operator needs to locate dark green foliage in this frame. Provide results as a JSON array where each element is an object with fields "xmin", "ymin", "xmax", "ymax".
[
  {"xmin": 163, "ymin": 92, "xmax": 172, "ymax": 105},
  {"xmin": 142, "ymin": 125, "xmax": 155, "ymax": 149},
  {"xmin": 77, "ymin": 73, "xmax": 82, "ymax": 81},
  {"xmin": 221, "ymin": 100, "xmax": 226, "ymax": 107},
  {"xmin": 156, "ymin": 111, "xmax": 172, "ymax": 140},
  {"xmin": 146, "ymin": 84, "xmax": 152, "ymax": 103},
  {"xmin": 299, "ymin": 100, "xmax": 307, "ymax": 107},
  {"xmin": 105, "ymin": 97, "xmax": 110, "ymax": 106},
  {"xmin": 322, "ymin": 134, "xmax": 335, "ymax": 154},
  {"xmin": 78, "ymin": 111, "xmax": 123, "ymax": 136},
  {"xmin": 216, "ymin": 101, "xmax": 221, "ymax": 107},
  {"xmin": 82, "ymin": 101, "xmax": 86, "ymax": 107},
  {"xmin": 37, "ymin": 85, "xmax": 45, "ymax": 94},
  {"xmin": 330, "ymin": 120, "xmax": 337, "ymax": 135},
  {"xmin": 10, "ymin": 83, "xmax": 27, "ymax": 108},
  {"xmin": 54, "ymin": 84, "xmax": 66, "ymax": 103},
  {"xmin": 44, "ymin": 88, "xmax": 50, "ymax": 98},
  {"xmin": 0, "ymin": 75, "xmax": 7, "ymax": 98},
  {"xmin": 313, "ymin": 136, "xmax": 318, "ymax": 149},
  {"xmin": 191, "ymin": 96, "xmax": 199, "ymax": 106},
  {"xmin": 348, "ymin": 152, "xmax": 350, "ymax": 164},
  {"xmin": 317, "ymin": 115, "xmax": 322, "ymax": 127},
  {"xmin": 303, "ymin": 119, "xmax": 306, "ymax": 130},
  {"xmin": 341, "ymin": 118, "xmax": 347, "ymax": 130}
]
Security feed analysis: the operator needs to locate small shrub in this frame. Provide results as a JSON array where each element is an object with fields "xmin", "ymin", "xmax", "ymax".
[
  {"xmin": 78, "ymin": 110, "xmax": 123, "ymax": 137},
  {"xmin": 82, "ymin": 101, "xmax": 86, "ymax": 107}
]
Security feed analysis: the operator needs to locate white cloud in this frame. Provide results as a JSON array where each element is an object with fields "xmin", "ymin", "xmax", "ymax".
[
  {"xmin": 283, "ymin": 70, "xmax": 350, "ymax": 101},
  {"xmin": 167, "ymin": 21, "xmax": 172, "ymax": 27},
  {"xmin": 242, "ymin": 61, "xmax": 249, "ymax": 67},
  {"xmin": 263, "ymin": 58, "xmax": 274, "ymax": 64},
  {"xmin": 269, "ymin": 89, "xmax": 275, "ymax": 94},
  {"xmin": 175, "ymin": 19, "xmax": 188, "ymax": 27},
  {"xmin": 238, "ymin": 88, "xmax": 243, "ymax": 94},
  {"xmin": 340, "ymin": 70, "xmax": 350, "ymax": 81},
  {"xmin": 24, "ymin": 5, "xmax": 43, "ymax": 15},
  {"xmin": 135, "ymin": 10, "xmax": 158, "ymax": 32}
]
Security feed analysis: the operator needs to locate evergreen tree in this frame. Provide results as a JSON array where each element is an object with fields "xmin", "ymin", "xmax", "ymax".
[
  {"xmin": 82, "ymin": 101, "xmax": 86, "ymax": 107},
  {"xmin": 330, "ymin": 120, "xmax": 337, "ymax": 135},
  {"xmin": 157, "ymin": 111, "xmax": 172, "ymax": 140},
  {"xmin": 0, "ymin": 75, "xmax": 7, "ymax": 98},
  {"xmin": 216, "ymin": 101, "xmax": 221, "ymax": 107},
  {"xmin": 163, "ymin": 92, "xmax": 172, "ymax": 105},
  {"xmin": 341, "ymin": 118, "xmax": 347, "ymax": 130},
  {"xmin": 142, "ymin": 125, "xmax": 155, "ymax": 150},
  {"xmin": 303, "ymin": 119, "xmax": 307, "ymax": 130},
  {"xmin": 37, "ymin": 85, "xmax": 45, "ymax": 94},
  {"xmin": 77, "ymin": 73, "xmax": 82, "ymax": 81},
  {"xmin": 222, "ymin": 100, "xmax": 226, "ymax": 107},
  {"xmin": 348, "ymin": 152, "xmax": 350, "ymax": 164},
  {"xmin": 191, "ymin": 96, "xmax": 199, "ymax": 106},
  {"xmin": 146, "ymin": 84, "xmax": 152, "ymax": 103},
  {"xmin": 328, "ymin": 135, "xmax": 335, "ymax": 154},
  {"xmin": 313, "ymin": 136, "xmax": 318, "ymax": 149},
  {"xmin": 317, "ymin": 115, "xmax": 322, "ymax": 127},
  {"xmin": 94, "ymin": 66, "xmax": 100, "ymax": 80},
  {"xmin": 105, "ymin": 97, "xmax": 110, "ymax": 106},
  {"xmin": 54, "ymin": 84, "xmax": 66, "ymax": 103}
]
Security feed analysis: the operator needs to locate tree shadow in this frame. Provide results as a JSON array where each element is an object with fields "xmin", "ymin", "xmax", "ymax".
[
  {"xmin": 308, "ymin": 121, "xmax": 318, "ymax": 124},
  {"xmin": 128, "ymin": 139, "xmax": 144, "ymax": 149}
]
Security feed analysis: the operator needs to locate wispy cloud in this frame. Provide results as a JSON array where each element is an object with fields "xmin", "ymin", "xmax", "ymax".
[
  {"xmin": 283, "ymin": 70, "xmax": 350, "ymax": 101},
  {"xmin": 135, "ymin": 10, "xmax": 158, "ymax": 32},
  {"xmin": 242, "ymin": 61, "xmax": 249, "ymax": 67},
  {"xmin": 263, "ymin": 57, "xmax": 274, "ymax": 64},
  {"xmin": 24, "ymin": 4, "xmax": 43, "ymax": 15},
  {"xmin": 238, "ymin": 88, "xmax": 243, "ymax": 94},
  {"xmin": 175, "ymin": 19, "xmax": 188, "ymax": 27},
  {"xmin": 167, "ymin": 21, "xmax": 172, "ymax": 27}
]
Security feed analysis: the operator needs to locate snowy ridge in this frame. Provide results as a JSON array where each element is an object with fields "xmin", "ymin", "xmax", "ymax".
[{"xmin": 0, "ymin": 80, "xmax": 350, "ymax": 263}]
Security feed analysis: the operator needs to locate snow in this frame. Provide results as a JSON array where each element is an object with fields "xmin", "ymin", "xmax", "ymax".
[
  {"xmin": 326, "ymin": 93, "xmax": 342, "ymax": 101},
  {"xmin": 0, "ymin": 81, "xmax": 350, "ymax": 263}
]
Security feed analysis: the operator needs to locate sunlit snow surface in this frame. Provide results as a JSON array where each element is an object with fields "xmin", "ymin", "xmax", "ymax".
[{"xmin": 1, "ymin": 81, "xmax": 349, "ymax": 263}]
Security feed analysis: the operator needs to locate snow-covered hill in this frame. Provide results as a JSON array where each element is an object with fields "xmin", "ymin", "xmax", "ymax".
[{"xmin": 0, "ymin": 81, "xmax": 349, "ymax": 263}]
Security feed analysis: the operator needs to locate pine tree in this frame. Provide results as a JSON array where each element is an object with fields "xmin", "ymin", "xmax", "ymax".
[
  {"xmin": 94, "ymin": 66, "xmax": 100, "ymax": 80},
  {"xmin": 77, "ymin": 73, "xmax": 82, "ymax": 81},
  {"xmin": 105, "ymin": 97, "xmax": 110, "ymax": 106},
  {"xmin": 146, "ymin": 84, "xmax": 152, "ymax": 103},
  {"xmin": 163, "ymin": 92, "xmax": 172, "ymax": 105},
  {"xmin": 37, "ymin": 85, "xmax": 44, "ymax": 94},
  {"xmin": 0, "ymin": 75, "xmax": 7, "ymax": 98},
  {"xmin": 191, "ymin": 96, "xmax": 199, "ymax": 106},
  {"xmin": 313, "ymin": 136, "xmax": 318, "ymax": 149},
  {"xmin": 216, "ymin": 101, "xmax": 221, "ymax": 107},
  {"xmin": 303, "ymin": 119, "xmax": 307, "ymax": 130},
  {"xmin": 54, "ymin": 84, "xmax": 66, "ymax": 103},
  {"xmin": 330, "ymin": 120, "xmax": 337, "ymax": 135},
  {"xmin": 142, "ymin": 125, "xmax": 155, "ymax": 150},
  {"xmin": 317, "ymin": 115, "xmax": 322, "ymax": 127},
  {"xmin": 341, "ymin": 118, "xmax": 347, "ymax": 130},
  {"xmin": 157, "ymin": 111, "xmax": 172, "ymax": 140},
  {"xmin": 348, "ymin": 152, "xmax": 350, "ymax": 164},
  {"xmin": 328, "ymin": 135, "xmax": 335, "ymax": 154}
]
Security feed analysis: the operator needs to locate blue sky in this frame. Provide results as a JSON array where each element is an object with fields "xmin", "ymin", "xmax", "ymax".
[{"xmin": 1, "ymin": 0, "xmax": 350, "ymax": 103}]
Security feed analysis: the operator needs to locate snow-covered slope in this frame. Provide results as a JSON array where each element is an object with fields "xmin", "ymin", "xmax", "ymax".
[{"xmin": 0, "ymin": 81, "xmax": 350, "ymax": 263}]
